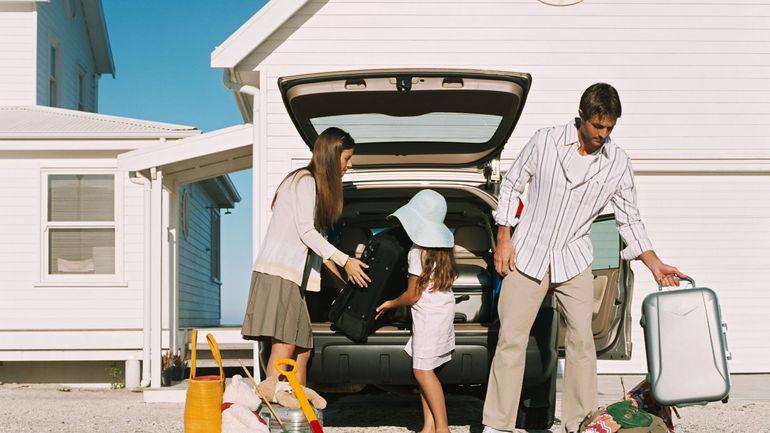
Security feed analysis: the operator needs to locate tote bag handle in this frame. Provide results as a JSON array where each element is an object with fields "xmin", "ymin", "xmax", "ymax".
[
  {"xmin": 184, "ymin": 329, "xmax": 225, "ymax": 433},
  {"xmin": 189, "ymin": 329, "xmax": 224, "ymax": 380}
]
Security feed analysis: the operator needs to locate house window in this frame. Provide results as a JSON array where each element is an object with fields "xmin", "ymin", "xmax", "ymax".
[
  {"xmin": 77, "ymin": 70, "xmax": 86, "ymax": 111},
  {"xmin": 48, "ymin": 45, "xmax": 59, "ymax": 107},
  {"xmin": 46, "ymin": 174, "xmax": 116, "ymax": 275},
  {"xmin": 180, "ymin": 189, "xmax": 190, "ymax": 240},
  {"xmin": 210, "ymin": 208, "xmax": 221, "ymax": 283}
]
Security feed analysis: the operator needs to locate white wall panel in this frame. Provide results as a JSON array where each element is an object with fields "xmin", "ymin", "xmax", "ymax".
[{"xmin": 600, "ymin": 175, "xmax": 770, "ymax": 373}]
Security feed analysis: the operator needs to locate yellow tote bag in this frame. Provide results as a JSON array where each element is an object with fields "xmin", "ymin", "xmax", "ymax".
[{"xmin": 184, "ymin": 330, "xmax": 224, "ymax": 433}]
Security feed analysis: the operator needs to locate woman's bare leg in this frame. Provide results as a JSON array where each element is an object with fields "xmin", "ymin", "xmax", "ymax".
[
  {"xmin": 266, "ymin": 338, "xmax": 296, "ymax": 379},
  {"xmin": 295, "ymin": 347, "xmax": 311, "ymax": 386}
]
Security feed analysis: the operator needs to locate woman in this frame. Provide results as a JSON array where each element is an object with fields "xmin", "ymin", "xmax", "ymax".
[{"xmin": 242, "ymin": 127, "xmax": 370, "ymax": 385}]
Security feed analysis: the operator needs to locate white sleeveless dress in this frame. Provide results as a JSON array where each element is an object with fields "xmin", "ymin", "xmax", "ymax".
[{"xmin": 404, "ymin": 246, "xmax": 456, "ymax": 370}]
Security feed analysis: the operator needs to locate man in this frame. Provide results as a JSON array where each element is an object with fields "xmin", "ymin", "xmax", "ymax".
[{"xmin": 482, "ymin": 83, "xmax": 686, "ymax": 433}]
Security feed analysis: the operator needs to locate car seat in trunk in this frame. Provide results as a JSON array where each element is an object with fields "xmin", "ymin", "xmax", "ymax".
[{"xmin": 452, "ymin": 225, "xmax": 494, "ymax": 323}]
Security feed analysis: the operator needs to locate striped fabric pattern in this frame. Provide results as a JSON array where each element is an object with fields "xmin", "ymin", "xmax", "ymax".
[{"xmin": 493, "ymin": 119, "xmax": 654, "ymax": 283}]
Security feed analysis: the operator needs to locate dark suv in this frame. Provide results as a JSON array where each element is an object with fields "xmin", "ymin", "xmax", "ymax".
[{"xmin": 274, "ymin": 69, "xmax": 634, "ymax": 430}]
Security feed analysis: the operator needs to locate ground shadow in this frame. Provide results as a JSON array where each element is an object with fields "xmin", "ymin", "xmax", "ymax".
[{"xmin": 322, "ymin": 386, "xmax": 486, "ymax": 431}]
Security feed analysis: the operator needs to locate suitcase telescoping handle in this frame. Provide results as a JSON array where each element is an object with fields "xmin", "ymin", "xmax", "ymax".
[{"xmin": 657, "ymin": 275, "xmax": 695, "ymax": 291}]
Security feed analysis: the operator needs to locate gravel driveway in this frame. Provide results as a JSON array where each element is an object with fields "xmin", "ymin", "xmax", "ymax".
[{"xmin": 2, "ymin": 383, "xmax": 768, "ymax": 433}]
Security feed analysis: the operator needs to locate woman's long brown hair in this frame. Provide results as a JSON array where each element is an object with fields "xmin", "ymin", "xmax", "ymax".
[
  {"xmin": 272, "ymin": 127, "xmax": 355, "ymax": 229},
  {"xmin": 417, "ymin": 248, "xmax": 458, "ymax": 293}
]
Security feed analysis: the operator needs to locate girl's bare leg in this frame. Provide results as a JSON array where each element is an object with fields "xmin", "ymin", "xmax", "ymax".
[
  {"xmin": 414, "ymin": 368, "xmax": 449, "ymax": 433},
  {"xmin": 419, "ymin": 388, "xmax": 436, "ymax": 433}
]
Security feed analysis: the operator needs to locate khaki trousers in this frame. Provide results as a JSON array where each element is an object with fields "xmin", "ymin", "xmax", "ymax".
[{"xmin": 482, "ymin": 267, "xmax": 597, "ymax": 433}]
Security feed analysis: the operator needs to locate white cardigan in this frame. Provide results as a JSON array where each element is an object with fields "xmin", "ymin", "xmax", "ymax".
[{"xmin": 252, "ymin": 169, "xmax": 349, "ymax": 292}]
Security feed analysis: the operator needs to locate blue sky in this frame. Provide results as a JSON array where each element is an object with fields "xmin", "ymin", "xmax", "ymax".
[{"xmin": 100, "ymin": 0, "xmax": 269, "ymax": 325}]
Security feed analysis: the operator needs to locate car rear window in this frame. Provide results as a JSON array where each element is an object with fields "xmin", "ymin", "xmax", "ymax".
[{"xmin": 310, "ymin": 112, "xmax": 503, "ymax": 144}]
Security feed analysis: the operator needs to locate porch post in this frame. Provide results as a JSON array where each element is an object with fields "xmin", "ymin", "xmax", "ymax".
[
  {"xmin": 150, "ymin": 168, "xmax": 164, "ymax": 388},
  {"xmin": 251, "ymin": 82, "xmax": 263, "ymax": 381}
]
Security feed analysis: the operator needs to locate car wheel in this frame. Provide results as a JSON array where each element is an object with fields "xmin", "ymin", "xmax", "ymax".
[{"xmin": 515, "ymin": 367, "xmax": 557, "ymax": 430}]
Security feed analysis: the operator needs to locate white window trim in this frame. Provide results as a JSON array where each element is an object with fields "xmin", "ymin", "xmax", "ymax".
[{"xmin": 39, "ymin": 169, "xmax": 125, "ymax": 284}]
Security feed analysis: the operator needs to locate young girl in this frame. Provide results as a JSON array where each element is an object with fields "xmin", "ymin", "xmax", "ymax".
[
  {"xmin": 242, "ymin": 127, "xmax": 371, "ymax": 385},
  {"xmin": 376, "ymin": 189, "xmax": 459, "ymax": 433}
]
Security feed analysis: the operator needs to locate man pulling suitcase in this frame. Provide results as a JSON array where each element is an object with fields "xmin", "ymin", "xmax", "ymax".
[{"xmin": 483, "ymin": 83, "xmax": 688, "ymax": 433}]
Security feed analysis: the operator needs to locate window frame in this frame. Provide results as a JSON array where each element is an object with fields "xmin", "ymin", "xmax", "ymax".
[{"xmin": 40, "ymin": 169, "xmax": 124, "ymax": 284}]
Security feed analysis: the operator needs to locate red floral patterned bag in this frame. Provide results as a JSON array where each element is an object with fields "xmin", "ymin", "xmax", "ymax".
[{"xmin": 625, "ymin": 380, "xmax": 679, "ymax": 432}]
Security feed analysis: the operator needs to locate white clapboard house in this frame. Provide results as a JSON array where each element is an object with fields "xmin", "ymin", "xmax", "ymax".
[
  {"xmin": 0, "ymin": 0, "xmax": 239, "ymax": 387},
  {"xmin": 121, "ymin": 0, "xmax": 770, "ymax": 383}
]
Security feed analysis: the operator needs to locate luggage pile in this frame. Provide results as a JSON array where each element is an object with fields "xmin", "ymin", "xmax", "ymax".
[
  {"xmin": 579, "ymin": 276, "xmax": 732, "ymax": 433},
  {"xmin": 579, "ymin": 379, "xmax": 678, "ymax": 433}
]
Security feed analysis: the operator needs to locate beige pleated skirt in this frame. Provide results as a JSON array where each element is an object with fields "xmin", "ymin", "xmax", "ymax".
[{"xmin": 241, "ymin": 271, "xmax": 313, "ymax": 349}]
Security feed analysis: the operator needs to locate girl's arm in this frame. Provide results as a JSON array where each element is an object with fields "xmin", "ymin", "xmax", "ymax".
[{"xmin": 375, "ymin": 275, "xmax": 421, "ymax": 319}]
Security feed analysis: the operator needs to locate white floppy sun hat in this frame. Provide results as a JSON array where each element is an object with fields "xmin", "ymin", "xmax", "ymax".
[{"xmin": 389, "ymin": 189, "xmax": 454, "ymax": 249}]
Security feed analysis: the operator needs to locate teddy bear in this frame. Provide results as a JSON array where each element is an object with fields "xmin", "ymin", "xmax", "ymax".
[
  {"xmin": 255, "ymin": 376, "xmax": 327, "ymax": 410},
  {"xmin": 222, "ymin": 374, "xmax": 269, "ymax": 433}
]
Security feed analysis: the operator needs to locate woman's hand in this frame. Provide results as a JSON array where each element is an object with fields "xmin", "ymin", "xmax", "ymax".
[
  {"xmin": 344, "ymin": 257, "xmax": 370, "ymax": 288},
  {"xmin": 375, "ymin": 300, "xmax": 394, "ymax": 320}
]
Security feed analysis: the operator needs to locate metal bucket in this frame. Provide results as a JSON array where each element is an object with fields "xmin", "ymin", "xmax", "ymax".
[{"xmin": 259, "ymin": 405, "xmax": 324, "ymax": 433}]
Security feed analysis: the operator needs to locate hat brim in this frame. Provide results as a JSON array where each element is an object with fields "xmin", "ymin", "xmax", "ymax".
[{"xmin": 389, "ymin": 205, "xmax": 454, "ymax": 249}]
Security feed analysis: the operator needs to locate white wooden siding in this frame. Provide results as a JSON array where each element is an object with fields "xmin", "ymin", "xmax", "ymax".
[
  {"xmin": 599, "ymin": 174, "xmax": 770, "ymax": 374},
  {"xmin": 177, "ymin": 182, "xmax": 222, "ymax": 327},
  {"xmin": 244, "ymin": 0, "xmax": 770, "ymax": 372},
  {"xmin": 35, "ymin": 0, "xmax": 97, "ymax": 110},
  {"xmin": 0, "ymin": 157, "xmax": 145, "ymax": 355},
  {"xmin": 0, "ymin": 3, "xmax": 36, "ymax": 105}
]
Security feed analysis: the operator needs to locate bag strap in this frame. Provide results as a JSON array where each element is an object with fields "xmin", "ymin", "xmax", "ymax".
[
  {"xmin": 189, "ymin": 329, "xmax": 198, "ymax": 380},
  {"xmin": 206, "ymin": 332, "xmax": 224, "ymax": 380}
]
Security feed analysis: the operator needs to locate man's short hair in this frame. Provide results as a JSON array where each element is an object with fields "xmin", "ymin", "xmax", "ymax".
[{"xmin": 580, "ymin": 83, "xmax": 622, "ymax": 120}]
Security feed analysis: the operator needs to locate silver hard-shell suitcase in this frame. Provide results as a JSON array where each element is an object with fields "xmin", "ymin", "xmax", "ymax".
[{"xmin": 640, "ymin": 276, "xmax": 731, "ymax": 407}]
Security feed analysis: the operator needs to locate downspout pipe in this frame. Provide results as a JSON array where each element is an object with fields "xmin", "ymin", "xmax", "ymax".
[
  {"xmin": 129, "ymin": 169, "xmax": 152, "ymax": 387},
  {"xmin": 222, "ymin": 68, "xmax": 262, "ymax": 378}
]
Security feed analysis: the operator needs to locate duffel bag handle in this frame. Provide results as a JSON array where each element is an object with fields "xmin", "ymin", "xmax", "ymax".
[{"xmin": 658, "ymin": 275, "xmax": 695, "ymax": 291}]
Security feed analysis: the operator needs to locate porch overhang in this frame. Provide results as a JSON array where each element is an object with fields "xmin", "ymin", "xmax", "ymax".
[{"xmin": 117, "ymin": 124, "xmax": 253, "ymax": 185}]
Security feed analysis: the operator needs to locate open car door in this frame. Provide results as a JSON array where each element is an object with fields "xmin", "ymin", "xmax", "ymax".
[{"xmin": 558, "ymin": 214, "xmax": 634, "ymax": 360}]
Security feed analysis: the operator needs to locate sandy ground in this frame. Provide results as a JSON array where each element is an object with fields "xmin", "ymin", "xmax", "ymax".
[{"xmin": 2, "ymin": 383, "xmax": 769, "ymax": 433}]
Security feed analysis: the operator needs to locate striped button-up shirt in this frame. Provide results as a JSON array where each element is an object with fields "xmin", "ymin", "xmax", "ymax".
[{"xmin": 493, "ymin": 119, "xmax": 654, "ymax": 283}]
